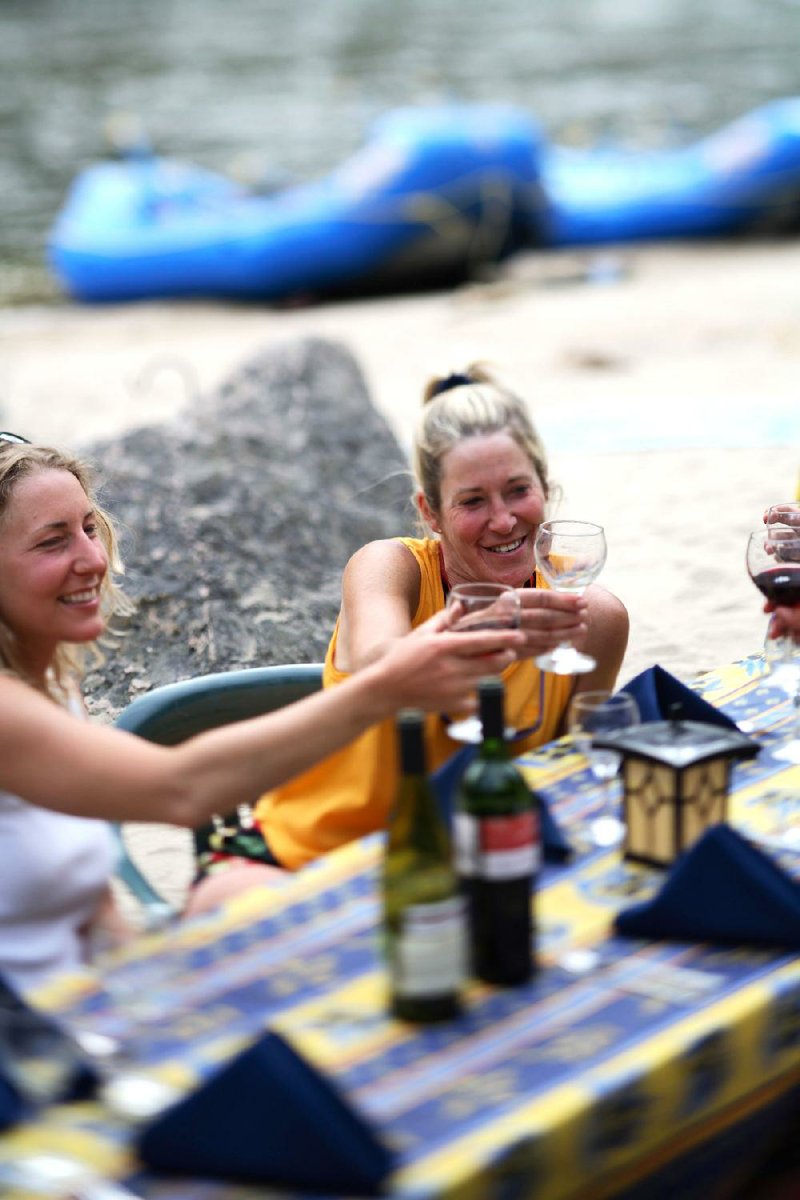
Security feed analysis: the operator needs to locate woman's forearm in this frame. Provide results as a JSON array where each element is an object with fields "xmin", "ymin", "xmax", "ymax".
[{"xmin": 0, "ymin": 621, "xmax": 522, "ymax": 827}]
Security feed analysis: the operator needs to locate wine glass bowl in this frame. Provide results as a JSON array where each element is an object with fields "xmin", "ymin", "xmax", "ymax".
[
  {"xmin": 569, "ymin": 690, "xmax": 640, "ymax": 848},
  {"xmin": 746, "ymin": 525, "xmax": 800, "ymax": 646},
  {"xmin": 534, "ymin": 520, "xmax": 607, "ymax": 675},
  {"xmin": 444, "ymin": 583, "xmax": 520, "ymax": 742},
  {"xmin": 445, "ymin": 582, "xmax": 521, "ymax": 631}
]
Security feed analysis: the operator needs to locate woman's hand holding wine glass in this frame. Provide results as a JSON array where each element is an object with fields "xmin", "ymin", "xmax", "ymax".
[
  {"xmin": 764, "ymin": 500, "xmax": 800, "ymax": 532},
  {"xmin": 534, "ymin": 520, "xmax": 607, "ymax": 675},
  {"xmin": 445, "ymin": 582, "xmax": 522, "ymax": 633}
]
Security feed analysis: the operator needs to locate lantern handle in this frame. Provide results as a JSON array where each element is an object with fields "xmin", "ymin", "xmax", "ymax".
[{"xmin": 669, "ymin": 701, "xmax": 684, "ymax": 730}]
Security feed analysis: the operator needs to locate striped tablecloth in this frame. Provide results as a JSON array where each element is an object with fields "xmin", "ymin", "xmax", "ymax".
[{"xmin": 1, "ymin": 655, "xmax": 799, "ymax": 1199}]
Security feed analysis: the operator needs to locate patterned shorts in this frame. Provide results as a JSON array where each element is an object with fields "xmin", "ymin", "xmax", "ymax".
[{"xmin": 193, "ymin": 804, "xmax": 284, "ymax": 881}]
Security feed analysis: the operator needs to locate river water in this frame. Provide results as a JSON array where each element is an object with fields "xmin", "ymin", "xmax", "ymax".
[{"xmin": 2, "ymin": 0, "xmax": 799, "ymax": 305}]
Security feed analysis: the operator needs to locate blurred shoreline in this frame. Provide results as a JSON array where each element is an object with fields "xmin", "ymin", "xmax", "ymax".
[{"xmin": 3, "ymin": 0, "xmax": 796, "ymax": 303}]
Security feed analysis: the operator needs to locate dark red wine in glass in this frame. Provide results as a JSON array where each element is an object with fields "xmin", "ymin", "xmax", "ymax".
[
  {"xmin": 750, "ymin": 566, "xmax": 800, "ymax": 606},
  {"xmin": 746, "ymin": 528, "xmax": 800, "ymax": 606}
]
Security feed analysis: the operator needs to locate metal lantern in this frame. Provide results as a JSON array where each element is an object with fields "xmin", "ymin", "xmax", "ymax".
[{"xmin": 592, "ymin": 717, "xmax": 759, "ymax": 868}]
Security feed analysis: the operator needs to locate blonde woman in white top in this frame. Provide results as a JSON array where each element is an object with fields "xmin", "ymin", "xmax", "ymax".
[{"xmin": 0, "ymin": 433, "xmax": 523, "ymax": 992}]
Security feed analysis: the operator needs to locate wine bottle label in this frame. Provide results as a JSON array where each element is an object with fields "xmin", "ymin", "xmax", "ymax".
[
  {"xmin": 395, "ymin": 898, "xmax": 466, "ymax": 997},
  {"xmin": 454, "ymin": 811, "xmax": 540, "ymax": 879}
]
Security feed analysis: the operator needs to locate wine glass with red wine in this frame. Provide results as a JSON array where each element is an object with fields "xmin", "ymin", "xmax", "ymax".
[
  {"xmin": 747, "ymin": 521, "xmax": 800, "ymax": 609},
  {"xmin": 746, "ymin": 523, "xmax": 800, "ymax": 763}
]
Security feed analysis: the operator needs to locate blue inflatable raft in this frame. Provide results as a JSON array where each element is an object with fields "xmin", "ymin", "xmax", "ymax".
[
  {"xmin": 539, "ymin": 97, "xmax": 800, "ymax": 246},
  {"xmin": 48, "ymin": 98, "xmax": 800, "ymax": 303},
  {"xmin": 48, "ymin": 104, "xmax": 542, "ymax": 303}
]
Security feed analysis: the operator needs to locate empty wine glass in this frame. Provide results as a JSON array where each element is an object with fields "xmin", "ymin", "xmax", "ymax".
[
  {"xmin": 0, "ymin": 1002, "xmax": 151, "ymax": 1193},
  {"xmin": 444, "ymin": 582, "xmax": 520, "ymax": 742},
  {"xmin": 0, "ymin": 1002, "xmax": 88, "ymax": 1109},
  {"xmin": 737, "ymin": 623, "xmax": 800, "ymax": 737},
  {"xmin": 534, "ymin": 520, "xmax": 607, "ymax": 675},
  {"xmin": 4, "ymin": 1153, "xmax": 139, "ymax": 1198},
  {"xmin": 773, "ymin": 696, "xmax": 800, "ymax": 766},
  {"xmin": 569, "ymin": 690, "xmax": 640, "ymax": 847},
  {"xmin": 762, "ymin": 620, "xmax": 800, "ymax": 698},
  {"xmin": 64, "ymin": 930, "xmax": 182, "ymax": 1123}
]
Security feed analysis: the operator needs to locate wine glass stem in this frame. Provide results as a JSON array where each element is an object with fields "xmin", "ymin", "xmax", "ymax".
[{"xmin": 602, "ymin": 776, "xmax": 617, "ymax": 818}]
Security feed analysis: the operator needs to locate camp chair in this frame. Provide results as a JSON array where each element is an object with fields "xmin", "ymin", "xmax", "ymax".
[{"xmin": 112, "ymin": 663, "xmax": 324, "ymax": 925}]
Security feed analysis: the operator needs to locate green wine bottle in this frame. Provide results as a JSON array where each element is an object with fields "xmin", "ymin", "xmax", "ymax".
[
  {"xmin": 382, "ymin": 710, "xmax": 466, "ymax": 1022},
  {"xmin": 455, "ymin": 677, "xmax": 538, "ymax": 986}
]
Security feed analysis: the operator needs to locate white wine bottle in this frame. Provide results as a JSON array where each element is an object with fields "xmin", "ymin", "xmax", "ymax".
[
  {"xmin": 455, "ymin": 677, "xmax": 539, "ymax": 986},
  {"xmin": 382, "ymin": 710, "xmax": 466, "ymax": 1022}
]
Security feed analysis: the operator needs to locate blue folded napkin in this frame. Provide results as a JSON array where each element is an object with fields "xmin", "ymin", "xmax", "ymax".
[
  {"xmin": 137, "ymin": 1029, "xmax": 394, "ymax": 1194},
  {"xmin": 620, "ymin": 664, "xmax": 739, "ymax": 731},
  {"xmin": 615, "ymin": 825, "xmax": 800, "ymax": 948},
  {"xmin": 0, "ymin": 1074, "xmax": 23, "ymax": 1132},
  {"xmin": 431, "ymin": 743, "xmax": 572, "ymax": 863}
]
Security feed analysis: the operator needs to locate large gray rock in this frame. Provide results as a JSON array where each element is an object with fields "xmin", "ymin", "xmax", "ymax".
[{"xmin": 84, "ymin": 337, "xmax": 415, "ymax": 719}]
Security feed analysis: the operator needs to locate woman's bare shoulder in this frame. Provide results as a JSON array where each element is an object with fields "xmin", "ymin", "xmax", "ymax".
[
  {"xmin": 586, "ymin": 583, "xmax": 628, "ymax": 627},
  {"xmin": 344, "ymin": 538, "xmax": 421, "ymax": 587},
  {"xmin": 0, "ymin": 675, "xmax": 69, "ymax": 780},
  {"xmin": 338, "ymin": 540, "xmax": 423, "ymax": 669},
  {"xmin": 582, "ymin": 584, "xmax": 630, "ymax": 688},
  {"xmin": 0, "ymin": 672, "xmax": 47, "ymax": 708}
]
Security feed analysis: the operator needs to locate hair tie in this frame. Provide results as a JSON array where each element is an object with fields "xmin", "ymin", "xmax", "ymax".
[{"xmin": 428, "ymin": 372, "xmax": 473, "ymax": 400}]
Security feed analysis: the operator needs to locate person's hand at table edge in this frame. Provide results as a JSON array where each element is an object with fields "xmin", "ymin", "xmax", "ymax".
[
  {"xmin": 372, "ymin": 609, "xmax": 524, "ymax": 715},
  {"xmin": 764, "ymin": 600, "xmax": 800, "ymax": 643}
]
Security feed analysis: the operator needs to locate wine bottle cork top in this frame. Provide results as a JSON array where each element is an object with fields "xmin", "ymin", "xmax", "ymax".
[{"xmin": 397, "ymin": 708, "xmax": 425, "ymax": 725}]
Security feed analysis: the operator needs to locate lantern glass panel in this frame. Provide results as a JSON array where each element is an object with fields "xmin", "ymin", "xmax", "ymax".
[
  {"xmin": 680, "ymin": 759, "xmax": 729, "ymax": 851},
  {"xmin": 623, "ymin": 760, "xmax": 676, "ymax": 866}
]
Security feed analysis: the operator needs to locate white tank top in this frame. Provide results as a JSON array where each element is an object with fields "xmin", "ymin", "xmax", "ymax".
[{"xmin": 0, "ymin": 695, "xmax": 118, "ymax": 995}]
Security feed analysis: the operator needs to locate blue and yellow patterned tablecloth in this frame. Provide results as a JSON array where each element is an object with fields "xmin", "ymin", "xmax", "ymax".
[{"xmin": 1, "ymin": 657, "xmax": 799, "ymax": 1199}]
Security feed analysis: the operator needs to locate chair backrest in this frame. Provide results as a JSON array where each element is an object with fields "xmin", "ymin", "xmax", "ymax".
[
  {"xmin": 113, "ymin": 663, "xmax": 324, "ymax": 924},
  {"xmin": 115, "ymin": 663, "xmax": 324, "ymax": 744}
]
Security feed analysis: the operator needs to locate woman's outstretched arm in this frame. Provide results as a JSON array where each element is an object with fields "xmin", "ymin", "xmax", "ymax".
[{"xmin": 0, "ymin": 613, "xmax": 522, "ymax": 828}]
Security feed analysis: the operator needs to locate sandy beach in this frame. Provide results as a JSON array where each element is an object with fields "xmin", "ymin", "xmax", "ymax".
[{"xmin": 2, "ymin": 238, "xmax": 799, "ymax": 904}]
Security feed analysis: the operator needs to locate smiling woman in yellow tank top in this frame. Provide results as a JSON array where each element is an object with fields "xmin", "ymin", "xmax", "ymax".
[{"xmin": 241, "ymin": 364, "xmax": 629, "ymax": 874}]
